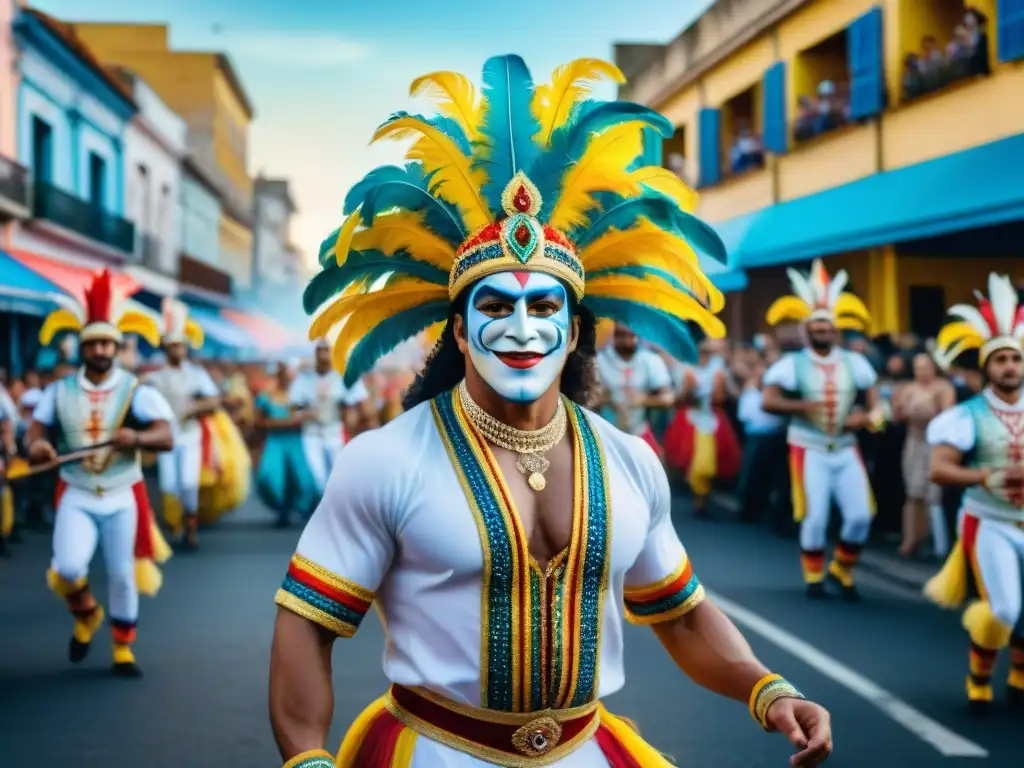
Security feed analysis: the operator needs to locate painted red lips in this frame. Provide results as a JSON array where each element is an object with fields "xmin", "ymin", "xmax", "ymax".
[{"xmin": 495, "ymin": 352, "xmax": 544, "ymax": 369}]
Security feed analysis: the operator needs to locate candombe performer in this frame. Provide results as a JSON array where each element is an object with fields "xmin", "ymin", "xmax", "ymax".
[
  {"xmin": 27, "ymin": 270, "xmax": 174, "ymax": 676},
  {"xmin": 147, "ymin": 298, "xmax": 221, "ymax": 549},
  {"xmin": 761, "ymin": 260, "xmax": 884, "ymax": 599},
  {"xmin": 287, "ymin": 339, "xmax": 369, "ymax": 496},
  {"xmin": 925, "ymin": 273, "xmax": 1024, "ymax": 712},
  {"xmin": 270, "ymin": 56, "xmax": 832, "ymax": 767}
]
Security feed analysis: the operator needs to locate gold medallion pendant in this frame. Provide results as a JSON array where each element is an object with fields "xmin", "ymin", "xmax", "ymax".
[{"xmin": 528, "ymin": 472, "xmax": 546, "ymax": 492}]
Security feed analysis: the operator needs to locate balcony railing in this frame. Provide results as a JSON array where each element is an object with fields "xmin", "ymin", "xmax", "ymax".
[
  {"xmin": 0, "ymin": 155, "xmax": 30, "ymax": 217},
  {"xmin": 32, "ymin": 181, "xmax": 134, "ymax": 253},
  {"xmin": 140, "ymin": 232, "xmax": 163, "ymax": 270}
]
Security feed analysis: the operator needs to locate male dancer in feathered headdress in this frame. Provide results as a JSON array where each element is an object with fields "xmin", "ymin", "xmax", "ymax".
[
  {"xmin": 146, "ymin": 298, "xmax": 220, "ymax": 549},
  {"xmin": 761, "ymin": 260, "xmax": 884, "ymax": 599},
  {"xmin": 269, "ymin": 57, "xmax": 831, "ymax": 767},
  {"xmin": 925, "ymin": 273, "xmax": 1024, "ymax": 712},
  {"xmin": 26, "ymin": 270, "xmax": 175, "ymax": 676}
]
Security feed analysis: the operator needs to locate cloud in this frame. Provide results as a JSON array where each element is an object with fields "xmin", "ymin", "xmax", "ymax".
[{"xmin": 227, "ymin": 33, "xmax": 370, "ymax": 69}]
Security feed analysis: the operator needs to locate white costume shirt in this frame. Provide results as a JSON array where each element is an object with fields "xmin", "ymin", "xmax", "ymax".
[
  {"xmin": 277, "ymin": 397, "xmax": 703, "ymax": 713},
  {"xmin": 596, "ymin": 347, "xmax": 671, "ymax": 435},
  {"xmin": 678, "ymin": 357, "xmax": 726, "ymax": 434},
  {"xmin": 738, "ymin": 388, "xmax": 785, "ymax": 434},
  {"xmin": 0, "ymin": 385, "xmax": 17, "ymax": 425},
  {"xmin": 288, "ymin": 371, "xmax": 368, "ymax": 438},
  {"xmin": 764, "ymin": 348, "xmax": 876, "ymax": 450},
  {"xmin": 146, "ymin": 362, "xmax": 219, "ymax": 438},
  {"xmin": 928, "ymin": 388, "xmax": 1024, "ymax": 523}
]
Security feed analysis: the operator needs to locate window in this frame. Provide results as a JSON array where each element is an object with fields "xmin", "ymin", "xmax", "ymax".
[
  {"xmin": 88, "ymin": 153, "xmax": 106, "ymax": 208},
  {"xmin": 30, "ymin": 117, "xmax": 53, "ymax": 184},
  {"xmin": 793, "ymin": 30, "xmax": 852, "ymax": 143},
  {"xmin": 720, "ymin": 85, "xmax": 765, "ymax": 176},
  {"xmin": 900, "ymin": 2, "xmax": 992, "ymax": 102},
  {"xmin": 661, "ymin": 126, "xmax": 692, "ymax": 185},
  {"xmin": 137, "ymin": 164, "xmax": 150, "ymax": 233}
]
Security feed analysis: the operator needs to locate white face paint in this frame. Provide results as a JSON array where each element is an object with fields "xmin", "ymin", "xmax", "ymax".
[{"xmin": 465, "ymin": 271, "xmax": 571, "ymax": 403}]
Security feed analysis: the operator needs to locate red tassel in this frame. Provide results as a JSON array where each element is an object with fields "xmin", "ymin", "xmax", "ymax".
[{"xmin": 132, "ymin": 481, "xmax": 155, "ymax": 560}]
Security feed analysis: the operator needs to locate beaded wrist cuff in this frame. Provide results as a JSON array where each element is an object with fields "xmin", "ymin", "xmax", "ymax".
[
  {"xmin": 282, "ymin": 749, "xmax": 334, "ymax": 768},
  {"xmin": 749, "ymin": 673, "xmax": 805, "ymax": 730}
]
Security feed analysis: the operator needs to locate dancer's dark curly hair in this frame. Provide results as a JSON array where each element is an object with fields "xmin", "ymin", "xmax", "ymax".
[{"xmin": 403, "ymin": 289, "xmax": 599, "ymax": 410}]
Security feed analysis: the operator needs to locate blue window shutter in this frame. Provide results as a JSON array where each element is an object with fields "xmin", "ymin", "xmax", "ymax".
[
  {"xmin": 698, "ymin": 107, "xmax": 721, "ymax": 187},
  {"xmin": 998, "ymin": 0, "xmax": 1024, "ymax": 62},
  {"xmin": 762, "ymin": 61, "xmax": 788, "ymax": 154},
  {"xmin": 848, "ymin": 6, "xmax": 884, "ymax": 120},
  {"xmin": 642, "ymin": 127, "xmax": 663, "ymax": 167}
]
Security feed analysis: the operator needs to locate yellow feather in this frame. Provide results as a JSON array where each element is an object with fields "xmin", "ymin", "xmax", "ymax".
[
  {"xmin": 331, "ymin": 284, "xmax": 449, "ymax": 374},
  {"xmin": 595, "ymin": 318, "xmax": 615, "ymax": 348},
  {"xmin": 834, "ymin": 292, "xmax": 871, "ymax": 323},
  {"xmin": 421, "ymin": 320, "xmax": 446, "ymax": 352},
  {"xmin": 373, "ymin": 116, "xmax": 491, "ymax": 232},
  {"xmin": 310, "ymin": 278, "xmax": 445, "ymax": 342},
  {"xmin": 627, "ymin": 166, "xmax": 699, "ymax": 214},
  {"xmin": 333, "ymin": 209, "xmax": 362, "ymax": 266},
  {"xmin": 40, "ymin": 308, "xmax": 82, "ymax": 346},
  {"xmin": 937, "ymin": 321, "xmax": 984, "ymax": 350},
  {"xmin": 836, "ymin": 315, "xmax": 867, "ymax": 331},
  {"xmin": 585, "ymin": 274, "xmax": 726, "ymax": 338},
  {"xmin": 185, "ymin": 319, "xmax": 205, "ymax": 349},
  {"xmin": 766, "ymin": 296, "xmax": 811, "ymax": 325},
  {"xmin": 117, "ymin": 313, "xmax": 162, "ymax": 347},
  {"xmin": 532, "ymin": 58, "xmax": 626, "ymax": 145},
  {"xmin": 409, "ymin": 71, "xmax": 482, "ymax": 140},
  {"xmin": 549, "ymin": 122, "xmax": 645, "ymax": 232},
  {"xmin": 351, "ymin": 211, "xmax": 456, "ymax": 270}
]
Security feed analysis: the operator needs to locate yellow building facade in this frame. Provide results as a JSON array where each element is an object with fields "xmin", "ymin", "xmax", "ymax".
[
  {"xmin": 66, "ymin": 23, "xmax": 256, "ymax": 289},
  {"xmin": 621, "ymin": 0, "xmax": 1024, "ymax": 339}
]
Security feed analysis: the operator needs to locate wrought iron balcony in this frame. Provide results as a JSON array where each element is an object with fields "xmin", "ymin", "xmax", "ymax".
[
  {"xmin": 0, "ymin": 155, "xmax": 31, "ymax": 219},
  {"xmin": 32, "ymin": 181, "xmax": 134, "ymax": 253}
]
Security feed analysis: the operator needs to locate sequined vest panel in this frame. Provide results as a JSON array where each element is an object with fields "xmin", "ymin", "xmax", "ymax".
[{"xmin": 963, "ymin": 395, "xmax": 1024, "ymax": 520}]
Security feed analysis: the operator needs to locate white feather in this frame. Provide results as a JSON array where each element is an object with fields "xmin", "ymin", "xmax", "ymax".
[
  {"xmin": 160, "ymin": 297, "xmax": 190, "ymax": 337},
  {"xmin": 50, "ymin": 293, "xmax": 85, "ymax": 324},
  {"xmin": 948, "ymin": 304, "xmax": 994, "ymax": 338},
  {"xmin": 987, "ymin": 273, "xmax": 1017, "ymax": 336},
  {"xmin": 827, "ymin": 269, "xmax": 849, "ymax": 310},
  {"xmin": 786, "ymin": 268, "xmax": 815, "ymax": 307}
]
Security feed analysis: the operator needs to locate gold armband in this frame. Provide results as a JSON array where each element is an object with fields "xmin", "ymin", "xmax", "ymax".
[
  {"xmin": 749, "ymin": 673, "xmax": 805, "ymax": 730},
  {"xmin": 283, "ymin": 749, "xmax": 335, "ymax": 768}
]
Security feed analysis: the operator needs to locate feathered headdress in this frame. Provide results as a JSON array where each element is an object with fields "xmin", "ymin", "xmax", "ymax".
[
  {"xmin": 160, "ymin": 297, "xmax": 204, "ymax": 348},
  {"xmin": 303, "ymin": 55, "xmax": 728, "ymax": 386},
  {"xmin": 39, "ymin": 269, "xmax": 161, "ymax": 347},
  {"xmin": 935, "ymin": 273, "xmax": 1024, "ymax": 369},
  {"xmin": 766, "ymin": 259, "xmax": 871, "ymax": 331}
]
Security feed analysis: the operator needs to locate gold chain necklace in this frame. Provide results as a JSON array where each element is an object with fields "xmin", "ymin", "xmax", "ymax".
[{"xmin": 457, "ymin": 380, "xmax": 567, "ymax": 492}]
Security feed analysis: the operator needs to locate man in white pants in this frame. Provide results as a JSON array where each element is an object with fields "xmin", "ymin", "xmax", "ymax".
[
  {"xmin": 147, "ymin": 298, "xmax": 220, "ymax": 549},
  {"xmin": 926, "ymin": 272, "xmax": 1024, "ymax": 712},
  {"xmin": 288, "ymin": 340, "xmax": 369, "ymax": 494},
  {"xmin": 27, "ymin": 269, "xmax": 174, "ymax": 676},
  {"xmin": 762, "ymin": 260, "xmax": 883, "ymax": 600}
]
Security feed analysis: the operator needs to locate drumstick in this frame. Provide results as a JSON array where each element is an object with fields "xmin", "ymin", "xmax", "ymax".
[{"xmin": 5, "ymin": 441, "xmax": 116, "ymax": 482}]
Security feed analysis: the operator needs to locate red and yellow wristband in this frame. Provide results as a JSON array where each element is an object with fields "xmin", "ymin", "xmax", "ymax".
[
  {"xmin": 749, "ymin": 673, "xmax": 805, "ymax": 729},
  {"xmin": 283, "ymin": 749, "xmax": 335, "ymax": 768}
]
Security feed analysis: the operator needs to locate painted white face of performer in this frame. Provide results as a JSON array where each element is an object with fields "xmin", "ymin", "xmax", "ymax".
[{"xmin": 463, "ymin": 271, "xmax": 573, "ymax": 404}]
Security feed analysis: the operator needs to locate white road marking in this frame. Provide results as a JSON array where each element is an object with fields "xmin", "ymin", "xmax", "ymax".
[{"xmin": 707, "ymin": 590, "xmax": 989, "ymax": 759}]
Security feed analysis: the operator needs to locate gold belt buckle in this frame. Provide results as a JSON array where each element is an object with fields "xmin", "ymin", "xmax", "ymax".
[{"xmin": 511, "ymin": 716, "xmax": 563, "ymax": 757}]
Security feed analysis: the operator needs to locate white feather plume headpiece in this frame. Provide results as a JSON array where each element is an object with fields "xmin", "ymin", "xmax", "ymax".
[
  {"xmin": 160, "ymin": 297, "xmax": 205, "ymax": 349},
  {"xmin": 39, "ymin": 269, "xmax": 161, "ymax": 347},
  {"xmin": 935, "ymin": 272, "xmax": 1024, "ymax": 369},
  {"xmin": 765, "ymin": 258, "xmax": 871, "ymax": 331}
]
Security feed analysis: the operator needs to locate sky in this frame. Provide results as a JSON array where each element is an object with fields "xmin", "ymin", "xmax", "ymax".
[{"xmin": 34, "ymin": 0, "xmax": 717, "ymax": 266}]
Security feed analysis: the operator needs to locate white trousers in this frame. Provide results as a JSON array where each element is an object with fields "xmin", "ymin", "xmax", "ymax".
[
  {"xmin": 51, "ymin": 485, "xmax": 138, "ymax": 623},
  {"xmin": 971, "ymin": 516, "xmax": 1024, "ymax": 634},
  {"xmin": 158, "ymin": 428, "xmax": 202, "ymax": 514},
  {"xmin": 796, "ymin": 444, "xmax": 873, "ymax": 551},
  {"xmin": 302, "ymin": 429, "xmax": 344, "ymax": 493}
]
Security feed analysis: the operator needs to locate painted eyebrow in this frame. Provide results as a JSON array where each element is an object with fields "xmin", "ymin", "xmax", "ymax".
[{"xmin": 473, "ymin": 286, "xmax": 566, "ymax": 304}]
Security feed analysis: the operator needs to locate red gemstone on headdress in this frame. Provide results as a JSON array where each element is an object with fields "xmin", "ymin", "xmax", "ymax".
[
  {"xmin": 513, "ymin": 185, "xmax": 531, "ymax": 212},
  {"xmin": 514, "ymin": 222, "xmax": 531, "ymax": 246}
]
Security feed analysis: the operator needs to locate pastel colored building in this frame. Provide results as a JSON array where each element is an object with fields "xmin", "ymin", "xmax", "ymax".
[
  {"xmin": 619, "ymin": 0, "xmax": 1024, "ymax": 338},
  {"xmin": 0, "ymin": 0, "xmax": 30, "ymax": 236}
]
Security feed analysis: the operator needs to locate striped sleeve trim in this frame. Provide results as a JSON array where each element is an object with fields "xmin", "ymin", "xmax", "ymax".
[
  {"xmin": 274, "ymin": 554, "xmax": 374, "ymax": 638},
  {"xmin": 623, "ymin": 557, "xmax": 705, "ymax": 625}
]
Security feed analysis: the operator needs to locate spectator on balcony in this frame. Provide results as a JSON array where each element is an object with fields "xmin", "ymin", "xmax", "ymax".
[
  {"xmin": 666, "ymin": 152, "xmax": 690, "ymax": 185},
  {"xmin": 728, "ymin": 120, "xmax": 764, "ymax": 174},
  {"xmin": 945, "ymin": 26, "xmax": 974, "ymax": 80},
  {"xmin": 964, "ymin": 7, "xmax": 991, "ymax": 76},
  {"xmin": 794, "ymin": 95, "xmax": 816, "ymax": 142},
  {"xmin": 901, "ymin": 53, "xmax": 925, "ymax": 100},
  {"xmin": 918, "ymin": 35, "xmax": 946, "ymax": 90},
  {"xmin": 813, "ymin": 81, "xmax": 844, "ymax": 134}
]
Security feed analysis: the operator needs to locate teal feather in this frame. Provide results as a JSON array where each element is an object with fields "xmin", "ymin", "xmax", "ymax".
[
  {"xmin": 303, "ymin": 250, "xmax": 448, "ymax": 315},
  {"xmin": 378, "ymin": 111, "xmax": 471, "ymax": 154},
  {"xmin": 475, "ymin": 55, "xmax": 541, "ymax": 212},
  {"xmin": 566, "ymin": 101, "xmax": 672, "ymax": 157},
  {"xmin": 317, "ymin": 227, "xmax": 341, "ymax": 267},
  {"xmin": 582, "ymin": 297, "xmax": 698, "ymax": 362},
  {"xmin": 343, "ymin": 164, "xmax": 465, "ymax": 244},
  {"xmin": 587, "ymin": 265, "xmax": 696, "ymax": 297},
  {"xmin": 342, "ymin": 301, "xmax": 449, "ymax": 387},
  {"xmin": 573, "ymin": 193, "xmax": 727, "ymax": 264}
]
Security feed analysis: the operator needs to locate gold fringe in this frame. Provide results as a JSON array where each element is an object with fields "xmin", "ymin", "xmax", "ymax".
[{"xmin": 962, "ymin": 600, "xmax": 1012, "ymax": 650}]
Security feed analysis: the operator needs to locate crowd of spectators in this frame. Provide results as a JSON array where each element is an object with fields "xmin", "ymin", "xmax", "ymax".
[
  {"xmin": 794, "ymin": 80, "xmax": 851, "ymax": 142},
  {"xmin": 901, "ymin": 8, "xmax": 990, "ymax": 101}
]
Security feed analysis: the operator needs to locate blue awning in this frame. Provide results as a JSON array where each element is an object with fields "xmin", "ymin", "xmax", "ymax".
[
  {"xmin": 715, "ymin": 133, "xmax": 1024, "ymax": 269},
  {"xmin": 0, "ymin": 249, "xmax": 61, "ymax": 315},
  {"xmin": 187, "ymin": 305, "xmax": 258, "ymax": 352}
]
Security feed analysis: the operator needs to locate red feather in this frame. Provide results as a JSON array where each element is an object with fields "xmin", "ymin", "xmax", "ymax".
[
  {"xmin": 1014, "ymin": 305, "xmax": 1024, "ymax": 330},
  {"xmin": 84, "ymin": 269, "xmax": 114, "ymax": 324},
  {"xmin": 977, "ymin": 298, "xmax": 999, "ymax": 336}
]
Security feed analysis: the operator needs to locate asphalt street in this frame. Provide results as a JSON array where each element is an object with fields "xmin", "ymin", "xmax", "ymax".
[{"xmin": 0, "ymin": 494, "xmax": 1019, "ymax": 767}]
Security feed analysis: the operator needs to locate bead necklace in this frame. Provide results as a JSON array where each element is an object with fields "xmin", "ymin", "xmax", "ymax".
[{"xmin": 458, "ymin": 380, "xmax": 567, "ymax": 492}]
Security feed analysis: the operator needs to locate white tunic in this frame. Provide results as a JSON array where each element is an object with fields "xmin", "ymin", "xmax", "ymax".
[
  {"xmin": 146, "ymin": 362, "xmax": 219, "ymax": 439},
  {"xmin": 288, "ymin": 371, "xmax": 368, "ymax": 438},
  {"xmin": 276, "ymin": 393, "xmax": 703, "ymax": 764},
  {"xmin": 595, "ymin": 348, "xmax": 671, "ymax": 435}
]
